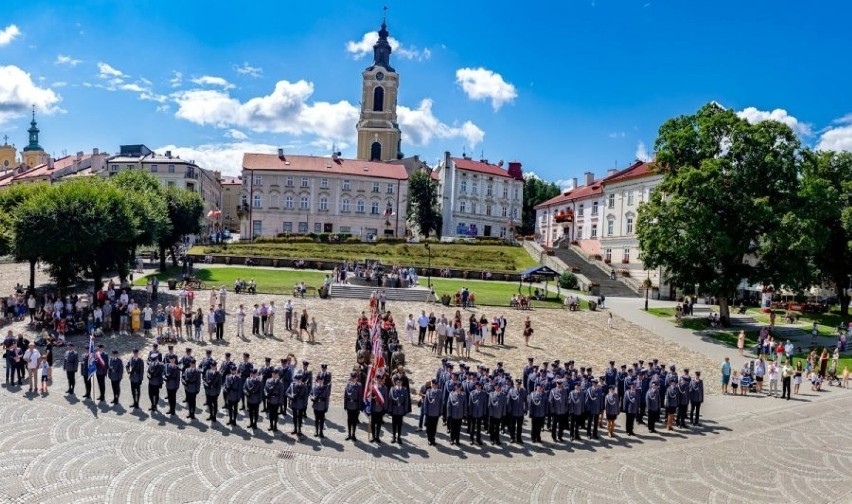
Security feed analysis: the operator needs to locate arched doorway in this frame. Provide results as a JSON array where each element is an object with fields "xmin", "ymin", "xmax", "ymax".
[{"xmin": 370, "ymin": 142, "xmax": 382, "ymax": 161}]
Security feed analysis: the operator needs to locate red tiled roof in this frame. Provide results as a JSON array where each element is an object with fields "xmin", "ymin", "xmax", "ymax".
[
  {"xmin": 242, "ymin": 154, "xmax": 409, "ymax": 180},
  {"xmin": 452, "ymin": 157, "xmax": 513, "ymax": 178},
  {"xmin": 14, "ymin": 155, "xmax": 80, "ymax": 181},
  {"xmin": 534, "ymin": 182, "xmax": 603, "ymax": 209},
  {"xmin": 220, "ymin": 176, "xmax": 242, "ymax": 185},
  {"xmin": 602, "ymin": 161, "xmax": 657, "ymax": 184}
]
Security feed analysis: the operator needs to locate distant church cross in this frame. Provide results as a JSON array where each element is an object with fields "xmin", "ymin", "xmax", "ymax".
[{"xmin": 2, "ymin": 134, "xmax": 7, "ymax": 145}]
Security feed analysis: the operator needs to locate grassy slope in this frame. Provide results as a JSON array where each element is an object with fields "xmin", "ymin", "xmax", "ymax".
[{"xmin": 190, "ymin": 242, "xmax": 537, "ymax": 272}]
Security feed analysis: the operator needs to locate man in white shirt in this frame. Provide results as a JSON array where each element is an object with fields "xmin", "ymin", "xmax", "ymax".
[
  {"xmin": 435, "ymin": 319, "xmax": 448, "ymax": 356},
  {"xmin": 417, "ymin": 311, "xmax": 429, "ymax": 346},
  {"xmin": 23, "ymin": 343, "xmax": 41, "ymax": 393},
  {"xmin": 119, "ymin": 290, "xmax": 129, "ymax": 306},
  {"xmin": 267, "ymin": 301, "xmax": 276, "ymax": 336}
]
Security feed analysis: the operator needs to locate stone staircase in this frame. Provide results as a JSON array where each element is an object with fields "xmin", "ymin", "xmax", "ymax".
[
  {"xmin": 329, "ymin": 284, "xmax": 430, "ymax": 302},
  {"xmin": 552, "ymin": 246, "xmax": 639, "ymax": 298}
]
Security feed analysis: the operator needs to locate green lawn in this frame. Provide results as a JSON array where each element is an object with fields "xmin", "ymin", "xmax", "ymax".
[
  {"xmin": 427, "ymin": 278, "xmax": 574, "ymax": 309},
  {"xmin": 647, "ymin": 307, "xmax": 676, "ymax": 318},
  {"xmin": 190, "ymin": 241, "xmax": 537, "ymax": 273},
  {"xmin": 744, "ymin": 308, "xmax": 847, "ymax": 337},
  {"xmin": 704, "ymin": 329, "xmax": 760, "ymax": 348},
  {"xmin": 135, "ymin": 267, "xmax": 327, "ymax": 295}
]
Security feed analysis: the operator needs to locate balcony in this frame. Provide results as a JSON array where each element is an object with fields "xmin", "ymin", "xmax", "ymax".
[
  {"xmin": 185, "ymin": 170, "xmax": 198, "ymax": 180},
  {"xmin": 554, "ymin": 209, "xmax": 574, "ymax": 223}
]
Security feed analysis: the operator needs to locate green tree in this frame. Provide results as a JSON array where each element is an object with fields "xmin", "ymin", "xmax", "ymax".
[
  {"xmin": 406, "ymin": 170, "xmax": 442, "ymax": 238},
  {"xmin": 14, "ymin": 179, "xmax": 138, "ymax": 294},
  {"xmin": 0, "ymin": 183, "xmax": 47, "ymax": 291},
  {"xmin": 157, "ymin": 187, "xmax": 203, "ymax": 271},
  {"xmin": 637, "ymin": 103, "xmax": 801, "ymax": 324},
  {"xmin": 521, "ymin": 176, "xmax": 560, "ymax": 236}
]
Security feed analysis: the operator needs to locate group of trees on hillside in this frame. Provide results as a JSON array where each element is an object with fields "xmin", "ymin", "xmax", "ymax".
[
  {"xmin": 637, "ymin": 102, "xmax": 851, "ymax": 321},
  {"xmin": 0, "ymin": 171, "xmax": 203, "ymax": 295}
]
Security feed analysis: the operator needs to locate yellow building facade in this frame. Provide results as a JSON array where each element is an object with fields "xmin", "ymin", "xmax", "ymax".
[{"xmin": 355, "ymin": 20, "xmax": 402, "ymax": 162}]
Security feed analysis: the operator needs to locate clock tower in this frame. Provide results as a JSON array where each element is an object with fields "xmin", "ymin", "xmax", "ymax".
[{"xmin": 356, "ymin": 18, "xmax": 401, "ymax": 161}]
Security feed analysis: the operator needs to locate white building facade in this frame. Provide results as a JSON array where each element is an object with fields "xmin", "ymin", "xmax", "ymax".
[{"xmin": 433, "ymin": 152, "xmax": 524, "ymax": 239}]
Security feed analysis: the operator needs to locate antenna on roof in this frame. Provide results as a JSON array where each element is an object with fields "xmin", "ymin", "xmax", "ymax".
[{"xmin": 462, "ymin": 145, "xmax": 466, "ymax": 158}]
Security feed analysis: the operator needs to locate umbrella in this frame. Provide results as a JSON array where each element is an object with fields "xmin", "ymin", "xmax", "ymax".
[{"xmin": 207, "ymin": 209, "xmax": 222, "ymax": 218}]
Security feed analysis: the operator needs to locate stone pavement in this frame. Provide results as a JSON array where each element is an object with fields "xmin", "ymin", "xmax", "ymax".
[{"xmin": 1, "ymin": 369, "xmax": 850, "ymax": 503}]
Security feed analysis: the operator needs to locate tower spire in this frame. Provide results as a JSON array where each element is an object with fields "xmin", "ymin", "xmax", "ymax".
[{"xmin": 370, "ymin": 8, "xmax": 394, "ymax": 71}]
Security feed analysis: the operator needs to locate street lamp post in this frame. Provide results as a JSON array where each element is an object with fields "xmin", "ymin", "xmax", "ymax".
[{"xmin": 425, "ymin": 242, "xmax": 432, "ymax": 288}]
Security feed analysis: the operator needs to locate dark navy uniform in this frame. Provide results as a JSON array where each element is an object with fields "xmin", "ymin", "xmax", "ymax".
[
  {"xmin": 287, "ymin": 375, "xmax": 309, "ymax": 436},
  {"xmin": 676, "ymin": 379, "xmax": 690, "ymax": 428},
  {"xmin": 63, "ymin": 347, "xmax": 79, "ymax": 395},
  {"xmin": 604, "ymin": 389, "xmax": 620, "ymax": 437},
  {"xmin": 388, "ymin": 380, "xmax": 409, "ymax": 443},
  {"xmin": 445, "ymin": 386, "xmax": 466, "ymax": 445},
  {"xmin": 487, "ymin": 386, "xmax": 507, "ymax": 445},
  {"xmin": 423, "ymin": 381, "xmax": 443, "ymax": 445},
  {"xmin": 645, "ymin": 384, "xmax": 661, "ymax": 433},
  {"xmin": 126, "ymin": 352, "xmax": 144, "ymax": 408},
  {"xmin": 507, "ymin": 382, "xmax": 527, "ymax": 443},
  {"xmin": 94, "ymin": 345, "xmax": 108, "ymax": 401},
  {"xmin": 369, "ymin": 381, "xmax": 387, "ymax": 443},
  {"xmin": 164, "ymin": 360, "xmax": 181, "ymax": 415},
  {"xmin": 203, "ymin": 366, "xmax": 222, "ymax": 422},
  {"xmin": 264, "ymin": 374, "xmax": 285, "ymax": 432},
  {"xmin": 182, "ymin": 362, "xmax": 201, "ymax": 419},
  {"xmin": 623, "ymin": 385, "xmax": 639, "ymax": 435},
  {"xmin": 584, "ymin": 383, "xmax": 601, "ymax": 439},
  {"xmin": 527, "ymin": 385, "xmax": 547, "ymax": 443},
  {"xmin": 688, "ymin": 374, "xmax": 704, "ymax": 426},
  {"xmin": 550, "ymin": 382, "xmax": 571, "ymax": 441},
  {"xmin": 343, "ymin": 375, "xmax": 363, "ymax": 441},
  {"xmin": 567, "ymin": 384, "xmax": 584, "ymax": 441},
  {"xmin": 467, "ymin": 384, "xmax": 487, "ymax": 445},
  {"xmin": 224, "ymin": 369, "xmax": 243, "ymax": 426},
  {"xmin": 309, "ymin": 379, "xmax": 331, "ymax": 437},
  {"xmin": 107, "ymin": 352, "xmax": 123, "ymax": 404},
  {"xmin": 243, "ymin": 371, "xmax": 263, "ymax": 429},
  {"xmin": 237, "ymin": 355, "xmax": 254, "ymax": 411},
  {"xmin": 146, "ymin": 360, "xmax": 164, "ymax": 413}
]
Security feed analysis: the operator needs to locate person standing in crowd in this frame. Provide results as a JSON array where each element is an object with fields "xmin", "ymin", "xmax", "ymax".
[
  {"xmin": 182, "ymin": 358, "xmax": 201, "ymax": 420},
  {"xmin": 781, "ymin": 360, "xmax": 793, "ymax": 400},
  {"xmin": 604, "ymin": 386, "xmax": 619, "ymax": 437},
  {"xmin": 523, "ymin": 317, "xmax": 534, "ymax": 347},
  {"xmin": 388, "ymin": 376, "xmax": 409, "ymax": 444},
  {"xmin": 107, "ymin": 350, "xmax": 123, "ymax": 404},
  {"xmin": 507, "ymin": 378, "xmax": 527, "ymax": 444},
  {"xmin": 423, "ymin": 379, "xmax": 442, "ymax": 446},
  {"xmin": 267, "ymin": 301, "xmax": 276, "ymax": 337},
  {"xmin": 284, "ymin": 300, "xmax": 294, "ymax": 332},
  {"xmin": 214, "ymin": 304, "xmax": 226, "ymax": 341},
  {"xmin": 417, "ymin": 310, "xmax": 429, "ymax": 346},
  {"xmin": 343, "ymin": 371, "xmax": 363, "ymax": 441},
  {"xmin": 23, "ymin": 342, "xmax": 41, "ymax": 393},
  {"xmin": 721, "ymin": 357, "xmax": 731, "ymax": 394},
  {"xmin": 623, "ymin": 382, "xmax": 639, "ymax": 436},
  {"xmin": 94, "ymin": 344, "xmax": 108, "ymax": 401},
  {"xmin": 236, "ymin": 304, "xmax": 246, "ymax": 338},
  {"xmin": 63, "ymin": 344, "xmax": 78, "ymax": 395},
  {"xmin": 251, "ymin": 304, "xmax": 260, "ymax": 336},
  {"xmin": 585, "ymin": 379, "xmax": 602, "ymax": 440},
  {"xmin": 445, "ymin": 382, "xmax": 466, "ymax": 445},
  {"xmin": 369, "ymin": 376, "xmax": 388, "ymax": 443},
  {"xmin": 298, "ymin": 309, "xmax": 309, "ymax": 341},
  {"xmin": 567, "ymin": 381, "xmax": 583, "ymax": 442},
  {"xmin": 224, "ymin": 366, "xmax": 243, "ymax": 426},
  {"xmin": 488, "ymin": 382, "xmax": 507, "ymax": 445},
  {"xmin": 288, "ymin": 373, "xmax": 309, "ymax": 437},
  {"xmin": 146, "ymin": 356, "xmax": 164, "ymax": 413},
  {"xmin": 688, "ymin": 371, "xmax": 704, "ymax": 426},
  {"xmin": 527, "ymin": 383, "xmax": 547, "ymax": 443},
  {"xmin": 645, "ymin": 381, "xmax": 660, "ymax": 433}
]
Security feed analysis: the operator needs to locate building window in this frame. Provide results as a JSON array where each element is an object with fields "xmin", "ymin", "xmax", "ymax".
[
  {"xmin": 298, "ymin": 222, "xmax": 308, "ymax": 233},
  {"xmin": 608, "ymin": 193, "xmax": 615, "ymax": 209},
  {"xmin": 299, "ymin": 196, "xmax": 309, "ymax": 210},
  {"xmin": 578, "ymin": 204, "xmax": 584, "ymax": 217},
  {"xmin": 285, "ymin": 196, "xmax": 293, "ymax": 209},
  {"xmin": 283, "ymin": 222, "xmax": 292, "ymax": 233},
  {"xmin": 167, "ymin": 181, "xmax": 175, "ymax": 188},
  {"xmin": 487, "ymin": 184, "xmax": 493, "ymax": 196},
  {"xmin": 503, "ymin": 186, "xmax": 508, "ymax": 198},
  {"xmin": 314, "ymin": 222, "xmax": 322, "ymax": 233},
  {"xmin": 253, "ymin": 175, "xmax": 262, "ymax": 186},
  {"xmin": 370, "ymin": 142, "xmax": 381, "ymax": 161},
  {"xmin": 320, "ymin": 178, "xmax": 328, "ymax": 188},
  {"xmin": 111, "ymin": 164, "xmax": 119, "ymax": 172},
  {"xmin": 627, "ymin": 192, "xmax": 634, "ymax": 205},
  {"xmin": 168, "ymin": 164, "xmax": 175, "ymax": 173},
  {"xmin": 591, "ymin": 224, "xmax": 598, "ymax": 238},
  {"xmin": 301, "ymin": 177, "xmax": 309, "ymax": 188},
  {"xmin": 486, "ymin": 204, "xmax": 492, "ymax": 216},
  {"xmin": 607, "ymin": 220, "xmax": 614, "ymax": 236},
  {"xmin": 499, "ymin": 227, "xmax": 506, "ymax": 238},
  {"xmin": 605, "ymin": 248, "xmax": 612, "ymax": 261},
  {"xmin": 577, "ymin": 228, "xmax": 583, "ymax": 240},
  {"xmin": 460, "ymin": 180, "xmax": 467, "ymax": 194},
  {"xmin": 286, "ymin": 176, "xmax": 293, "ymax": 187},
  {"xmin": 319, "ymin": 197, "xmax": 328, "ymax": 211},
  {"xmin": 501, "ymin": 206, "xmax": 507, "ymax": 217},
  {"xmin": 372, "ymin": 182, "xmax": 380, "ymax": 193},
  {"xmin": 386, "ymin": 183, "xmax": 394, "ymax": 194},
  {"xmin": 460, "ymin": 201, "xmax": 466, "ymax": 213},
  {"xmin": 252, "ymin": 220, "xmax": 262, "ymax": 238},
  {"xmin": 126, "ymin": 164, "xmax": 134, "ymax": 170},
  {"xmin": 340, "ymin": 226, "xmax": 351, "ymax": 233},
  {"xmin": 269, "ymin": 193, "xmax": 279, "ymax": 208},
  {"xmin": 149, "ymin": 164, "xmax": 158, "ymax": 173},
  {"xmin": 370, "ymin": 201, "xmax": 380, "ymax": 215},
  {"xmin": 341, "ymin": 199, "xmax": 350, "ymax": 212},
  {"xmin": 252, "ymin": 194, "xmax": 262, "ymax": 208},
  {"xmin": 342, "ymin": 179, "xmax": 350, "ymax": 191},
  {"xmin": 626, "ymin": 217, "xmax": 634, "ymax": 234},
  {"xmin": 472, "ymin": 182, "xmax": 478, "ymax": 195},
  {"xmin": 513, "ymin": 187, "xmax": 519, "ymax": 201},
  {"xmin": 471, "ymin": 202, "xmax": 478, "ymax": 215},
  {"xmin": 373, "ymin": 86, "xmax": 384, "ymax": 112},
  {"xmin": 623, "ymin": 248, "xmax": 630, "ymax": 263},
  {"xmin": 591, "ymin": 202, "xmax": 599, "ymax": 216},
  {"xmin": 512, "ymin": 207, "xmax": 518, "ymax": 219},
  {"xmin": 356, "ymin": 199, "xmax": 365, "ymax": 213}
]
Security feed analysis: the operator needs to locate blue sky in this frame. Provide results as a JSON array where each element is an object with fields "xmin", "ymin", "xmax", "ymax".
[{"xmin": 2, "ymin": 0, "xmax": 851, "ymax": 182}]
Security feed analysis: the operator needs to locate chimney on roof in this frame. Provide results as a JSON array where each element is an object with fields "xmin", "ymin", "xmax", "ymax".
[
  {"xmin": 48, "ymin": 158, "xmax": 54, "ymax": 170},
  {"xmin": 92, "ymin": 148, "xmax": 99, "ymax": 156},
  {"xmin": 584, "ymin": 171, "xmax": 594, "ymax": 186},
  {"xmin": 572, "ymin": 177, "xmax": 578, "ymax": 190},
  {"xmin": 607, "ymin": 168, "xmax": 617, "ymax": 176},
  {"xmin": 277, "ymin": 148, "xmax": 285, "ymax": 159},
  {"xmin": 165, "ymin": 150, "xmax": 172, "ymax": 158},
  {"xmin": 507, "ymin": 161, "xmax": 523, "ymax": 180},
  {"xmin": 498, "ymin": 160, "xmax": 504, "ymax": 167},
  {"xmin": 331, "ymin": 151, "xmax": 339, "ymax": 161},
  {"xmin": 76, "ymin": 151, "xmax": 83, "ymax": 161}
]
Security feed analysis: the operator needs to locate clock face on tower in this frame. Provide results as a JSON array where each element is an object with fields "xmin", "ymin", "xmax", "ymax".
[{"xmin": 376, "ymin": 71, "xmax": 384, "ymax": 81}]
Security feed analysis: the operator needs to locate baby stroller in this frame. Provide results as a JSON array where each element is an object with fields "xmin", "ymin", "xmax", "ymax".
[{"xmin": 826, "ymin": 366, "xmax": 841, "ymax": 387}]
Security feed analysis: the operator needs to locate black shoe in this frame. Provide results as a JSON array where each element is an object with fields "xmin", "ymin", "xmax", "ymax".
[
  {"xmin": 344, "ymin": 435, "xmax": 351, "ymax": 441},
  {"xmin": 83, "ymin": 395, "xmax": 91, "ymax": 399},
  {"xmin": 97, "ymin": 397, "xmax": 105, "ymax": 401}
]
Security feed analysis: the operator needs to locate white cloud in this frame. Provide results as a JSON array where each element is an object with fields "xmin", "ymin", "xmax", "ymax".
[
  {"xmin": 345, "ymin": 31, "xmax": 431, "ymax": 61},
  {"xmin": 190, "ymin": 75, "xmax": 235, "ymax": 90},
  {"xmin": 153, "ymin": 142, "xmax": 281, "ymax": 177},
  {"xmin": 635, "ymin": 141, "xmax": 652, "ymax": 162},
  {"xmin": 455, "ymin": 67, "xmax": 517, "ymax": 111},
  {"xmin": 52, "ymin": 81, "xmax": 68, "ymax": 88},
  {"xmin": 97, "ymin": 62, "xmax": 125, "ymax": 78},
  {"xmin": 119, "ymin": 83, "xmax": 146, "ymax": 93},
  {"xmin": 608, "ymin": 131, "xmax": 626, "ymax": 138},
  {"xmin": 0, "ymin": 65, "xmax": 62, "ymax": 125},
  {"xmin": 172, "ymin": 80, "xmax": 359, "ymax": 145},
  {"xmin": 555, "ymin": 179, "xmax": 575, "ymax": 190},
  {"xmin": 736, "ymin": 106, "xmax": 812, "ymax": 136},
  {"xmin": 55, "ymin": 54, "xmax": 82, "ymax": 67},
  {"xmin": 816, "ymin": 114, "xmax": 852, "ymax": 152},
  {"xmin": 397, "ymin": 99, "xmax": 484, "ymax": 147},
  {"xmin": 169, "ymin": 71, "xmax": 183, "ymax": 88},
  {"xmin": 234, "ymin": 62, "xmax": 263, "ymax": 78},
  {"xmin": 0, "ymin": 24, "xmax": 21, "ymax": 46},
  {"xmin": 224, "ymin": 129, "xmax": 248, "ymax": 140}
]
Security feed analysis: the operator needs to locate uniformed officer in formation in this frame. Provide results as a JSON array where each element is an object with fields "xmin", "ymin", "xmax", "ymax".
[
  {"xmin": 664, "ymin": 378, "xmax": 679, "ymax": 431},
  {"xmin": 688, "ymin": 371, "xmax": 704, "ymax": 426},
  {"xmin": 238, "ymin": 353, "xmax": 254, "ymax": 412},
  {"xmin": 445, "ymin": 382, "xmax": 466, "ymax": 445},
  {"xmin": 107, "ymin": 350, "xmax": 123, "ymax": 404},
  {"xmin": 388, "ymin": 376, "xmax": 409, "ymax": 443},
  {"xmin": 507, "ymin": 378, "xmax": 527, "ymax": 444},
  {"xmin": 645, "ymin": 380, "xmax": 661, "ymax": 433},
  {"xmin": 203, "ymin": 362, "xmax": 222, "ymax": 423},
  {"xmin": 623, "ymin": 382, "xmax": 639, "ymax": 435},
  {"xmin": 604, "ymin": 386, "xmax": 619, "ymax": 437},
  {"xmin": 584, "ymin": 379, "xmax": 602, "ymax": 439},
  {"xmin": 146, "ymin": 356, "xmax": 164, "ymax": 413},
  {"xmin": 94, "ymin": 344, "xmax": 108, "ymax": 401},
  {"xmin": 63, "ymin": 344, "xmax": 78, "ymax": 395},
  {"xmin": 126, "ymin": 349, "xmax": 144, "ymax": 409},
  {"xmin": 224, "ymin": 366, "xmax": 243, "ymax": 426},
  {"xmin": 343, "ymin": 371, "xmax": 363, "ymax": 441},
  {"xmin": 548, "ymin": 379, "xmax": 569, "ymax": 441},
  {"xmin": 287, "ymin": 372, "xmax": 309, "ymax": 437},
  {"xmin": 243, "ymin": 368, "xmax": 263, "ymax": 429},
  {"xmin": 80, "ymin": 344, "xmax": 92, "ymax": 399},
  {"xmin": 567, "ymin": 382, "xmax": 584, "ymax": 441},
  {"xmin": 182, "ymin": 357, "xmax": 201, "ymax": 420},
  {"xmin": 309, "ymin": 374, "xmax": 330, "ymax": 437},
  {"xmin": 163, "ymin": 355, "xmax": 181, "ymax": 415},
  {"xmin": 487, "ymin": 382, "xmax": 507, "ymax": 445},
  {"xmin": 467, "ymin": 380, "xmax": 487, "ymax": 445},
  {"xmin": 265, "ymin": 369, "xmax": 286, "ymax": 432},
  {"xmin": 259, "ymin": 357, "xmax": 274, "ymax": 413},
  {"xmin": 423, "ymin": 379, "xmax": 442, "ymax": 446}
]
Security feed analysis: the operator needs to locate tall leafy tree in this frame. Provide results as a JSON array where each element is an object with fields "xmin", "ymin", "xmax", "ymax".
[
  {"xmin": 157, "ymin": 187, "xmax": 203, "ymax": 270},
  {"xmin": 637, "ymin": 103, "xmax": 800, "ymax": 323},
  {"xmin": 0, "ymin": 183, "xmax": 47, "ymax": 291},
  {"xmin": 521, "ymin": 176, "xmax": 560, "ymax": 236},
  {"xmin": 407, "ymin": 170, "xmax": 442, "ymax": 238}
]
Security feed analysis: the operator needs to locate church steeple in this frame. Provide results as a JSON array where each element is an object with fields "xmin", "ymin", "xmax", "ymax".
[
  {"xmin": 370, "ymin": 17, "xmax": 394, "ymax": 72},
  {"xmin": 24, "ymin": 107, "xmax": 42, "ymax": 152}
]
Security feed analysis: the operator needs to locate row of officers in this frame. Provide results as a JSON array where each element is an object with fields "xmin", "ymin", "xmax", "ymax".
[{"xmin": 60, "ymin": 342, "xmax": 706, "ymax": 446}]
